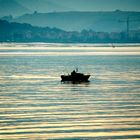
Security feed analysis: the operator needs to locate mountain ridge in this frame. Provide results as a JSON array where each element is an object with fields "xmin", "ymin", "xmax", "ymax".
[
  {"xmin": 17, "ymin": 0, "xmax": 72, "ymax": 13},
  {"xmin": 0, "ymin": 0, "xmax": 30, "ymax": 17},
  {"xmin": 17, "ymin": 0, "xmax": 140, "ymax": 12},
  {"xmin": 0, "ymin": 0, "xmax": 140, "ymax": 18}
]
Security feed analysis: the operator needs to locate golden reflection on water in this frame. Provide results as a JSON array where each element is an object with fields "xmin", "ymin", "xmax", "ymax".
[
  {"xmin": 0, "ymin": 45, "xmax": 140, "ymax": 56},
  {"xmin": 1, "ymin": 131, "xmax": 140, "ymax": 139},
  {"xmin": 0, "ymin": 45, "xmax": 140, "ymax": 139}
]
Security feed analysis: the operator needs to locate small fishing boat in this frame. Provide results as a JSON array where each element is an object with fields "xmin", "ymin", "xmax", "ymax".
[{"xmin": 61, "ymin": 69, "xmax": 90, "ymax": 82}]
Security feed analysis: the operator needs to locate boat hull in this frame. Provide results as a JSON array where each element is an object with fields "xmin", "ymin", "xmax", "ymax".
[{"xmin": 61, "ymin": 75, "xmax": 90, "ymax": 82}]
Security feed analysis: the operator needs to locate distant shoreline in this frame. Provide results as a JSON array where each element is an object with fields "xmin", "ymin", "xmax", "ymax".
[
  {"xmin": 1, "ymin": 42, "xmax": 140, "ymax": 48},
  {"xmin": 0, "ymin": 43, "xmax": 140, "ymax": 56}
]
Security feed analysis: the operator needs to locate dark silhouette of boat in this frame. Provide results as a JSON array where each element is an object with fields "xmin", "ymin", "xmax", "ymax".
[{"xmin": 61, "ymin": 69, "xmax": 90, "ymax": 82}]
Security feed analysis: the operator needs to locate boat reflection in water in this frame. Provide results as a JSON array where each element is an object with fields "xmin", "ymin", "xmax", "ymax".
[{"xmin": 61, "ymin": 69, "xmax": 90, "ymax": 83}]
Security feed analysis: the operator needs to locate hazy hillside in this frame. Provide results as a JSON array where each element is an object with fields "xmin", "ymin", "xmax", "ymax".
[
  {"xmin": 0, "ymin": 0, "xmax": 30, "ymax": 17},
  {"xmin": 17, "ymin": 0, "xmax": 140, "ymax": 12},
  {"xmin": 9, "ymin": 11, "xmax": 140, "ymax": 32},
  {"xmin": 0, "ymin": 0, "xmax": 139, "ymax": 18},
  {"xmin": 17, "ymin": 0, "xmax": 71, "ymax": 13}
]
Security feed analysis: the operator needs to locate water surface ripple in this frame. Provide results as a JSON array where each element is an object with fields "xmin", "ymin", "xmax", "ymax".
[{"xmin": 0, "ymin": 44, "xmax": 140, "ymax": 139}]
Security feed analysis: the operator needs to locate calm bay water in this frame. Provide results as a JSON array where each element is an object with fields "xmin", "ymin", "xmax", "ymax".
[{"xmin": 0, "ymin": 43, "xmax": 140, "ymax": 139}]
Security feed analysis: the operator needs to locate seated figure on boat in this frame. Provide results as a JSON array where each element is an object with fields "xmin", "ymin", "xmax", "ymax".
[
  {"xmin": 71, "ymin": 70, "xmax": 76, "ymax": 75},
  {"xmin": 71, "ymin": 68, "xmax": 78, "ymax": 75}
]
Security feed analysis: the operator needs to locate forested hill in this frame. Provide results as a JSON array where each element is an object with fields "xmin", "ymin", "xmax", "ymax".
[
  {"xmin": 0, "ymin": 20, "xmax": 66, "ymax": 42},
  {"xmin": 5, "ymin": 11, "xmax": 140, "ymax": 32},
  {"xmin": 0, "ymin": 19, "xmax": 140, "ymax": 43}
]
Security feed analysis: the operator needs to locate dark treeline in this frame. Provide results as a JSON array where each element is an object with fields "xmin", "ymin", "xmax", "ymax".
[{"xmin": 0, "ymin": 19, "xmax": 140, "ymax": 43}]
